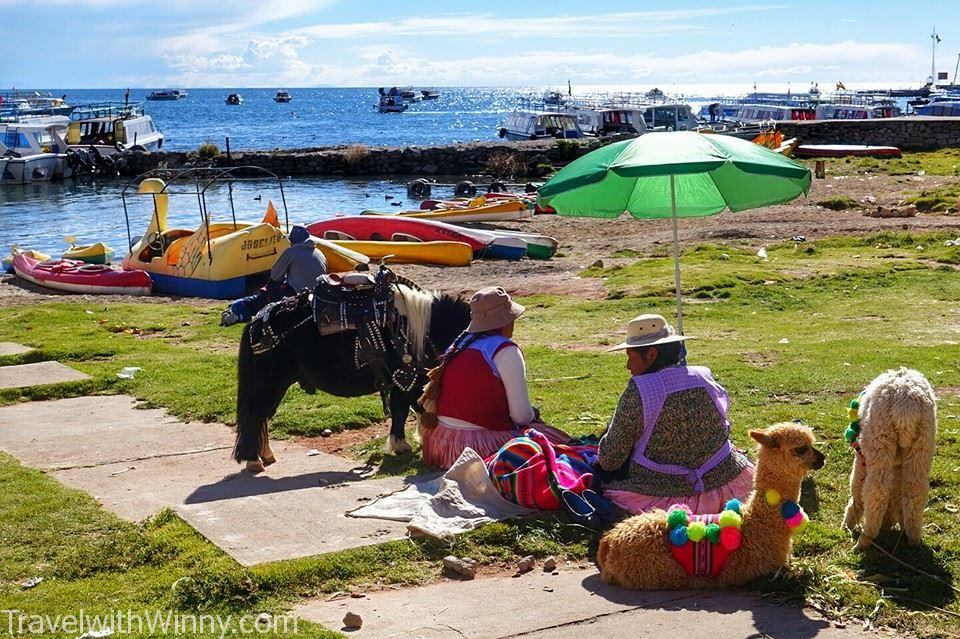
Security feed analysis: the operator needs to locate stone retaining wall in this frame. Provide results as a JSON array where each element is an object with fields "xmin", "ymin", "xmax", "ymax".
[
  {"xmin": 114, "ymin": 118, "xmax": 960, "ymax": 178},
  {"xmin": 779, "ymin": 116, "xmax": 960, "ymax": 151},
  {"xmin": 115, "ymin": 139, "xmax": 593, "ymax": 178}
]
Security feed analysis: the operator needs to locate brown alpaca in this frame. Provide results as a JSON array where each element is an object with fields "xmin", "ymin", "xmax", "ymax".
[{"xmin": 597, "ymin": 423, "xmax": 825, "ymax": 589}]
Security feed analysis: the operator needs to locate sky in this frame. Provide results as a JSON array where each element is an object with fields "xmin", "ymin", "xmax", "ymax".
[{"xmin": 1, "ymin": 0, "xmax": 957, "ymax": 91}]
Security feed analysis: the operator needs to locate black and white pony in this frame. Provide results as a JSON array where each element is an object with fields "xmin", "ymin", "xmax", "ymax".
[{"xmin": 233, "ymin": 282, "xmax": 470, "ymax": 472}]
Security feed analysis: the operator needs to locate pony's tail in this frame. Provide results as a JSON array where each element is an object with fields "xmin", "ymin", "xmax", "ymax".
[{"xmin": 233, "ymin": 324, "xmax": 265, "ymax": 463}]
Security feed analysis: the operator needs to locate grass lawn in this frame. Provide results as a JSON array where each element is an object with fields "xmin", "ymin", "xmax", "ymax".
[{"xmin": 1, "ymin": 229, "xmax": 959, "ymax": 637}]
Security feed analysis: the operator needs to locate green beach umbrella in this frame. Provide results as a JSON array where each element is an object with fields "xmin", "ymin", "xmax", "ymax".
[{"xmin": 537, "ymin": 131, "xmax": 811, "ymax": 333}]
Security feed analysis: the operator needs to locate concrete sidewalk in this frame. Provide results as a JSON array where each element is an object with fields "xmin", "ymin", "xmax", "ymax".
[
  {"xmin": 298, "ymin": 567, "xmax": 886, "ymax": 639},
  {"xmin": 0, "ymin": 361, "xmax": 89, "ymax": 389},
  {"xmin": 0, "ymin": 394, "xmax": 416, "ymax": 565}
]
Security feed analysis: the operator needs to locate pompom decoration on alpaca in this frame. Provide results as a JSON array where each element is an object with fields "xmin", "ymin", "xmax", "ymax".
[
  {"xmin": 705, "ymin": 523, "xmax": 721, "ymax": 544},
  {"xmin": 668, "ymin": 503, "xmax": 693, "ymax": 515},
  {"xmin": 669, "ymin": 526, "xmax": 688, "ymax": 546},
  {"xmin": 764, "ymin": 489, "xmax": 781, "ymax": 506},
  {"xmin": 667, "ymin": 508, "xmax": 688, "ymax": 529},
  {"xmin": 719, "ymin": 526, "xmax": 742, "ymax": 550},
  {"xmin": 686, "ymin": 521, "xmax": 707, "ymax": 542},
  {"xmin": 718, "ymin": 510, "xmax": 742, "ymax": 529},
  {"xmin": 780, "ymin": 501, "xmax": 800, "ymax": 519},
  {"xmin": 724, "ymin": 498, "xmax": 742, "ymax": 515}
]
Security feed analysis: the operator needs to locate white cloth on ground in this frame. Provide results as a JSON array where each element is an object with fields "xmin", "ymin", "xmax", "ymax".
[{"xmin": 347, "ymin": 447, "xmax": 534, "ymax": 539}]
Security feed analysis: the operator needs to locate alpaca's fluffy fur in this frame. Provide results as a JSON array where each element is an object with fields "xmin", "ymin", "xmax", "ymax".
[
  {"xmin": 843, "ymin": 367, "xmax": 937, "ymax": 551},
  {"xmin": 597, "ymin": 422, "xmax": 824, "ymax": 589}
]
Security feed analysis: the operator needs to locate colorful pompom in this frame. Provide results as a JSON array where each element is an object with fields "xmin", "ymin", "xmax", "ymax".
[
  {"xmin": 687, "ymin": 521, "xmax": 707, "ymax": 542},
  {"xmin": 667, "ymin": 503, "xmax": 693, "ymax": 515},
  {"xmin": 705, "ymin": 523, "xmax": 721, "ymax": 544},
  {"xmin": 849, "ymin": 398, "xmax": 859, "ymax": 410},
  {"xmin": 669, "ymin": 526, "xmax": 689, "ymax": 546},
  {"xmin": 667, "ymin": 508, "xmax": 689, "ymax": 529},
  {"xmin": 719, "ymin": 525, "xmax": 742, "ymax": 550},
  {"xmin": 848, "ymin": 408, "xmax": 860, "ymax": 420},
  {"xmin": 785, "ymin": 511, "xmax": 805, "ymax": 529},
  {"xmin": 724, "ymin": 499, "xmax": 742, "ymax": 515},
  {"xmin": 718, "ymin": 510, "xmax": 742, "ymax": 529},
  {"xmin": 780, "ymin": 501, "xmax": 801, "ymax": 519},
  {"xmin": 844, "ymin": 425, "xmax": 859, "ymax": 443},
  {"xmin": 764, "ymin": 489, "xmax": 781, "ymax": 507}
]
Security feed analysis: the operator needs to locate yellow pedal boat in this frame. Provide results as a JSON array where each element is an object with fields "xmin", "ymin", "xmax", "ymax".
[
  {"xmin": 122, "ymin": 177, "xmax": 368, "ymax": 298},
  {"xmin": 331, "ymin": 240, "xmax": 473, "ymax": 266}
]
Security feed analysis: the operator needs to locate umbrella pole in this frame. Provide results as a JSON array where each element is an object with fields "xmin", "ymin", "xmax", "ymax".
[{"xmin": 670, "ymin": 175, "xmax": 683, "ymax": 335}]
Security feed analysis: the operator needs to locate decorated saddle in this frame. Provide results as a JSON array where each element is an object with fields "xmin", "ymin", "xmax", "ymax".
[
  {"xmin": 666, "ymin": 493, "xmax": 809, "ymax": 578},
  {"xmin": 312, "ymin": 268, "xmax": 394, "ymax": 337}
]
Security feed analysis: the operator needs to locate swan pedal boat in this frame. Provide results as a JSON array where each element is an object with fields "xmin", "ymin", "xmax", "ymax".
[{"xmin": 122, "ymin": 178, "xmax": 368, "ymax": 299}]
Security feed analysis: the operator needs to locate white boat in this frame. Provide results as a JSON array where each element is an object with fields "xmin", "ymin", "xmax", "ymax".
[
  {"xmin": 421, "ymin": 89, "xmax": 440, "ymax": 100},
  {"xmin": 566, "ymin": 106, "xmax": 648, "ymax": 136},
  {"xmin": 915, "ymin": 99, "xmax": 960, "ymax": 116},
  {"xmin": 225, "ymin": 93, "xmax": 243, "ymax": 105},
  {"xmin": 1, "ymin": 122, "xmax": 71, "ymax": 184},
  {"xmin": 377, "ymin": 88, "xmax": 407, "ymax": 113},
  {"xmin": 814, "ymin": 92, "xmax": 901, "ymax": 119},
  {"xmin": 147, "ymin": 89, "xmax": 187, "ymax": 101},
  {"xmin": 498, "ymin": 110, "xmax": 587, "ymax": 140},
  {"xmin": 274, "ymin": 90, "xmax": 292, "ymax": 103},
  {"xmin": 0, "ymin": 91, "xmax": 73, "ymax": 118},
  {"xmin": 735, "ymin": 103, "xmax": 816, "ymax": 124},
  {"xmin": 66, "ymin": 102, "xmax": 163, "ymax": 153}
]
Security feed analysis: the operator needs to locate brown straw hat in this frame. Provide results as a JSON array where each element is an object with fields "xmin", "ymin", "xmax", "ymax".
[
  {"xmin": 607, "ymin": 314, "xmax": 691, "ymax": 351},
  {"xmin": 467, "ymin": 286, "xmax": 525, "ymax": 333}
]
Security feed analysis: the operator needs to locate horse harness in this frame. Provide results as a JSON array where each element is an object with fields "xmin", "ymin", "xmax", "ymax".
[{"xmin": 248, "ymin": 265, "xmax": 432, "ymax": 412}]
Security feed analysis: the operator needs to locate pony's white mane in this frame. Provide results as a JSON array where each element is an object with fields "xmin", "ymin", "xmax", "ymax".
[{"xmin": 392, "ymin": 284, "xmax": 434, "ymax": 359}]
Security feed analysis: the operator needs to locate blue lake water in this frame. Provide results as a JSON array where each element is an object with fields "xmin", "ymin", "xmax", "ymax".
[
  {"xmin": 0, "ymin": 176, "xmax": 419, "ymax": 258},
  {"xmin": 46, "ymin": 87, "xmax": 537, "ymax": 151}
]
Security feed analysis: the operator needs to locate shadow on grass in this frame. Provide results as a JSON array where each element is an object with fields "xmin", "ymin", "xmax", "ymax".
[{"xmin": 857, "ymin": 531, "xmax": 956, "ymax": 610}]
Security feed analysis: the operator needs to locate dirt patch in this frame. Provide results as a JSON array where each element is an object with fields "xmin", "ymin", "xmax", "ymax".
[
  {"xmin": 743, "ymin": 352, "xmax": 777, "ymax": 367},
  {"xmin": 296, "ymin": 421, "xmax": 391, "ymax": 456},
  {"xmin": 939, "ymin": 386, "xmax": 960, "ymax": 398}
]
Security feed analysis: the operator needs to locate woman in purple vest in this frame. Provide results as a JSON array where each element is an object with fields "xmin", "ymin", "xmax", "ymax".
[{"xmin": 598, "ymin": 314, "xmax": 754, "ymax": 514}]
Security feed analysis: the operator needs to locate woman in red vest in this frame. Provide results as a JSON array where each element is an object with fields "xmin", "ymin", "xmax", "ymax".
[{"xmin": 419, "ymin": 286, "xmax": 569, "ymax": 469}]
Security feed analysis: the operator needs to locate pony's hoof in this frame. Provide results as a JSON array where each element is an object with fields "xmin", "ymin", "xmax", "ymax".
[
  {"xmin": 246, "ymin": 460, "xmax": 266, "ymax": 474},
  {"xmin": 387, "ymin": 435, "xmax": 412, "ymax": 455},
  {"xmin": 852, "ymin": 534, "xmax": 872, "ymax": 552},
  {"xmin": 261, "ymin": 455, "xmax": 277, "ymax": 467}
]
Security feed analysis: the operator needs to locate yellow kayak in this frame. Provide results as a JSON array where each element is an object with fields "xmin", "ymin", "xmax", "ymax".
[
  {"xmin": 63, "ymin": 239, "xmax": 114, "ymax": 264},
  {"xmin": 3, "ymin": 249, "xmax": 50, "ymax": 274},
  {"xmin": 331, "ymin": 240, "xmax": 473, "ymax": 266},
  {"xmin": 363, "ymin": 199, "xmax": 533, "ymax": 223}
]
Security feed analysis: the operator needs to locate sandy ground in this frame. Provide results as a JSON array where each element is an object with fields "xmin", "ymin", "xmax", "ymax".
[{"xmin": 2, "ymin": 173, "xmax": 959, "ymax": 307}]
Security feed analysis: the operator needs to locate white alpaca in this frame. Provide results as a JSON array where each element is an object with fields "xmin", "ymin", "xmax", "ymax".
[{"xmin": 843, "ymin": 367, "xmax": 937, "ymax": 551}]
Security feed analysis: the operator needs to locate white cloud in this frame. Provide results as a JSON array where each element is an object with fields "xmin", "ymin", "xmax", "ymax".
[{"xmin": 293, "ymin": 7, "xmax": 785, "ymax": 40}]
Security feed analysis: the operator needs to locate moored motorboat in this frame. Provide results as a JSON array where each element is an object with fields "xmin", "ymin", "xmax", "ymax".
[
  {"xmin": 794, "ymin": 144, "xmax": 902, "ymax": 158},
  {"xmin": 306, "ymin": 215, "xmax": 526, "ymax": 261},
  {"xmin": 225, "ymin": 93, "xmax": 244, "ymax": 106},
  {"xmin": 147, "ymin": 90, "xmax": 187, "ymax": 101},
  {"xmin": 330, "ymin": 240, "xmax": 473, "ymax": 266},
  {"xmin": 13, "ymin": 250, "xmax": 152, "ymax": 295},
  {"xmin": 274, "ymin": 90, "xmax": 292, "ymax": 103},
  {"xmin": 1, "ymin": 122, "xmax": 71, "ymax": 184}
]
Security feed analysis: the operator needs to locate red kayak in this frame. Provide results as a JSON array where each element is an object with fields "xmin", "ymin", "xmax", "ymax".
[
  {"xmin": 13, "ymin": 251, "xmax": 152, "ymax": 295},
  {"xmin": 306, "ymin": 215, "xmax": 526, "ymax": 261}
]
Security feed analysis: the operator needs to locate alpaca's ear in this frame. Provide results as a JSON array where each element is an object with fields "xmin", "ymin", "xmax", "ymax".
[{"xmin": 750, "ymin": 429, "xmax": 780, "ymax": 449}]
